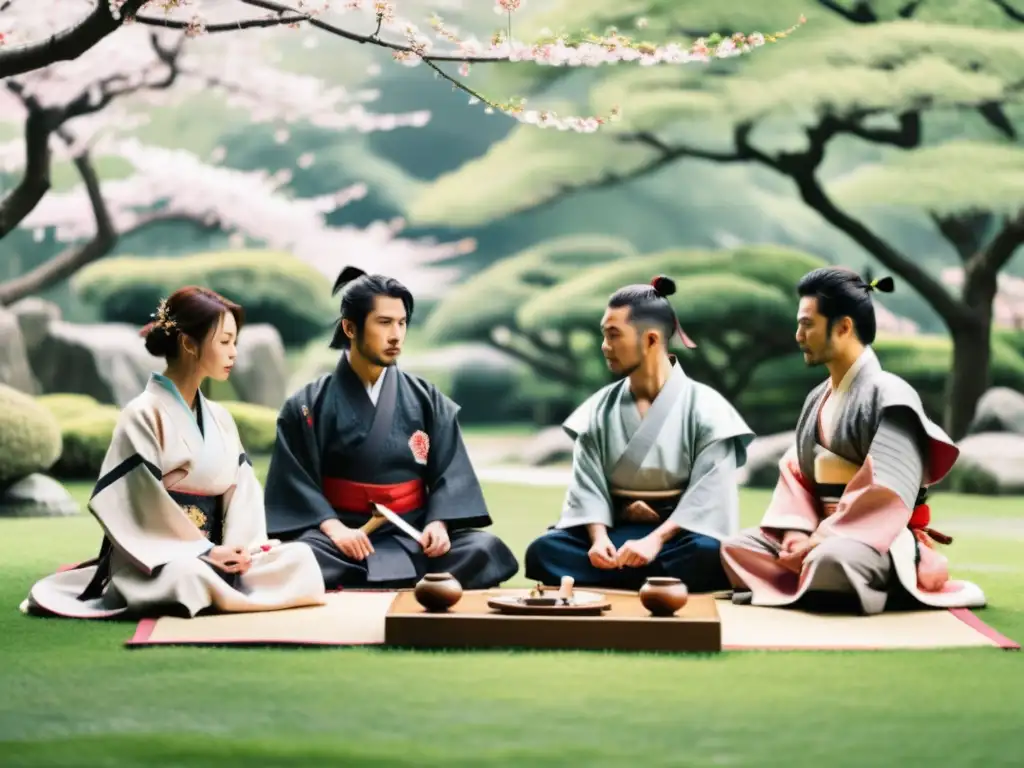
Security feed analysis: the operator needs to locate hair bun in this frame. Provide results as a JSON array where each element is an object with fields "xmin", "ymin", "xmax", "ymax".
[
  {"xmin": 142, "ymin": 322, "xmax": 179, "ymax": 358},
  {"xmin": 333, "ymin": 266, "xmax": 368, "ymax": 296},
  {"xmin": 650, "ymin": 275, "xmax": 676, "ymax": 298},
  {"xmin": 868, "ymin": 276, "xmax": 895, "ymax": 294}
]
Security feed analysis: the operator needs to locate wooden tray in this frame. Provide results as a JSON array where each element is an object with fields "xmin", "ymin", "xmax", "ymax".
[
  {"xmin": 486, "ymin": 589, "xmax": 611, "ymax": 616},
  {"xmin": 384, "ymin": 589, "xmax": 721, "ymax": 652}
]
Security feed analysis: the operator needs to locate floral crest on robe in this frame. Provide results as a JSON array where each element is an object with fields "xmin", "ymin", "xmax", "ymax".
[{"xmin": 409, "ymin": 431, "xmax": 430, "ymax": 465}]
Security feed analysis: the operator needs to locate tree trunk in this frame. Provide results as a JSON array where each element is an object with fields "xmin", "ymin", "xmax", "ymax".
[
  {"xmin": 943, "ymin": 263, "xmax": 998, "ymax": 440},
  {"xmin": 945, "ymin": 320, "xmax": 993, "ymax": 441}
]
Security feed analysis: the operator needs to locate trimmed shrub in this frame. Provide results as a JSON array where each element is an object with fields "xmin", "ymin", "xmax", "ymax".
[
  {"xmin": 0, "ymin": 385, "xmax": 62, "ymax": 488},
  {"xmin": 71, "ymin": 250, "xmax": 335, "ymax": 346},
  {"xmin": 38, "ymin": 394, "xmax": 118, "ymax": 480},
  {"xmin": 37, "ymin": 393, "xmax": 106, "ymax": 422},
  {"xmin": 221, "ymin": 401, "xmax": 278, "ymax": 454},
  {"xmin": 941, "ymin": 463, "xmax": 1001, "ymax": 496},
  {"xmin": 56, "ymin": 408, "xmax": 120, "ymax": 480}
]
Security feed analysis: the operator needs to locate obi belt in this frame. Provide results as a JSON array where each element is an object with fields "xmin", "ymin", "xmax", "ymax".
[
  {"xmin": 322, "ymin": 477, "xmax": 426, "ymax": 515},
  {"xmin": 610, "ymin": 488, "xmax": 682, "ymax": 524}
]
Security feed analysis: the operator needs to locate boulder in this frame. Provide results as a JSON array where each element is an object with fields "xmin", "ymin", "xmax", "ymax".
[
  {"xmin": 0, "ymin": 474, "xmax": 79, "ymax": 517},
  {"xmin": 519, "ymin": 426, "xmax": 573, "ymax": 466},
  {"xmin": 10, "ymin": 297, "xmax": 61, "ymax": 350},
  {"xmin": 967, "ymin": 387, "xmax": 1024, "ymax": 436},
  {"xmin": 0, "ymin": 306, "xmax": 37, "ymax": 393},
  {"xmin": 944, "ymin": 432, "xmax": 1024, "ymax": 495},
  {"xmin": 737, "ymin": 431, "xmax": 794, "ymax": 488},
  {"xmin": 26, "ymin": 320, "xmax": 164, "ymax": 406},
  {"xmin": 232, "ymin": 324, "xmax": 288, "ymax": 408}
]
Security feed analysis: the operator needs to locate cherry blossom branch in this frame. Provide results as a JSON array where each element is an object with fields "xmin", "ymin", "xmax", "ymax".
[
  {"xmin": 0, "ymin": 135, "xmax": 114, "ymax": 305},
  {"xmin": 0, "ymin": 82, "xmax": 60, "ymax": 238},
  {"xmin": 123, "ymin": 1, "xmax": 802, "ymax": 132},
  {"xmin": 0, "ymin": 0, "xmax": 147, "ymax": 79},
  {"xmin": 0, "ymin": 31, "xmax": 184, "ymax": 238},
  {"xmin": 0, "ymin": 138, "xmax": 225, "ymax": 306},
  {"xmin": 233, "ymin": 0, "xmax": 507, "ymax": 63},
  {"xmin": 134, "ymin": 12, "xmax": 307, "ymax": 34},
  {"xmin": 61, "ymin": 34, "xmax": 185, "ymax": 122}
]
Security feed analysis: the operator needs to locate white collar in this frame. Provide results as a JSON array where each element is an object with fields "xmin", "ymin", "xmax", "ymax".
[
  {"xmin": 344, "ymin": 350, "xmax": 387, "ymax": 402},
  {"xmin": 834, "ymin": 346, "xmax": 876, "ymax": 394}
]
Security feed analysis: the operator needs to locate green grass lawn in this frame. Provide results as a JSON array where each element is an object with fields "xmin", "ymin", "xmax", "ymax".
[{"xmin": 2, "ymin": 468, "xmax": 1022, "ymax": 766}]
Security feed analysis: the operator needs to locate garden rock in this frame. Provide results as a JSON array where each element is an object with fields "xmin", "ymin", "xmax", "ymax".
[
  {"xmin": 0, "ymin": 306, "xmax": 37, "ymax": 393},
  {"xmin": 232, "ymin": 324, "xmax": 288, "ymax": 408},
  {"xmin": 0, "ymin": 474, "xmax": 79, "ymax": 517},
  {"xmin": 26, "ymin": 321, "xmax": 163, "ymax": 406},
  {"xmin": 967, "ymin": 387, "xmax": 1024, "ymax": 436},
  {"xmin": 11, "ymin": 297, "xmax": 62, "ymax": 349},
  {"xmin": 946, "ymin": 432, "xmax": 1024, "ymax": 495},
  {"xmin": 520, "ymin": 426, "xmax": 574, "ymax": 466}
]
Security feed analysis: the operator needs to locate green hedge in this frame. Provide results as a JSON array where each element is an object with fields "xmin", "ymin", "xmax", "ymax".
[
  {"xmin": 221, "ymin": 402, "xmax": 278, "ymax": 454},
  {"xmin": 941, "ymin": 463, "xmax": 1002, "ymax": 496},
  {"xmin": 38, "ymin": 394, "xmax": 119, "ymax": 480},
  {"xmin": 71, "ymin": 250, "xmax": 336, "ymax": 346},
  {"xmin": 0, "ymin": 385, "xmax": 62, "ymax": 488}
]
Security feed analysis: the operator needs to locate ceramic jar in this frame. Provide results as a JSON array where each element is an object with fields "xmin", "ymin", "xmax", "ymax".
[
  {"xmin": 639, "ymin": 577, "xmax": 688, "ymax": 616},
  {"xmin": 414, "ymin": 572, "xmax": 463, "ymax": 612}
]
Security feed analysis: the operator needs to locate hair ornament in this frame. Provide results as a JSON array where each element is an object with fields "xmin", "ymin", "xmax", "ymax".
[
  {"xmin": 866, "ymin": 276, "xmax": 895, "ymax": 294},
  {"xmin": 151, "ymin": 298, "xmax": 177, "ymax": 331}
]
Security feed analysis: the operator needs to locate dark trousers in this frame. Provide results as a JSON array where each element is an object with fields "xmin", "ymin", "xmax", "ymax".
[
  {"xmin": 297, "ymin": 527, "xmax": 519, "ymax": 590},
  {"xmin": 524, "ymin": 524, "xmax": 729, "ymax": 593}
]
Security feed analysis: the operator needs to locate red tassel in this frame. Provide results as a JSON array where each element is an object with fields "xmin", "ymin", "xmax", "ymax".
[
  {"xmin": 908, "ymin": 504, "xmax": 953, "ymax": 545},
  {"xmin": 650, "ymin": 276, "xmax": 696, "ymax": 348},
  {"xmin": 675, "ymin": 317, "xmax": 697, "ymax": 349}
]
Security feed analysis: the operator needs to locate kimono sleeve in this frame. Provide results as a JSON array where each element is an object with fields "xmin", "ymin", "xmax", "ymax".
[
  {"xmin": 217, "ymin": 407, "xmax": 269, "ymax": 548},
  {"xmin": 264, "ymin": 393, "xmax": 338, "ymax": 536},
  {"xmin": 815, "ymin": 407, "xmax": 925, "ymax": 552},
  {"xmin": 88, "ymin": 403, "xmax": 212, "ymax": 575},
  {"xmin": 421, "ymin": 389, "xmax": 492, "ymax": 529},
  {"xmin": 758, "ymin": 445, "xmax": 821, "ymax": 536},
  {"xmin": 554, "ymin": 430, "xmax": 614, "ymax": 529},
  {"xmin": 667, "ymin": 438, "xmax": 739, "ymax": 540}
]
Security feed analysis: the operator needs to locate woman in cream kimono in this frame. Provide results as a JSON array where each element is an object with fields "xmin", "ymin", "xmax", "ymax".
[{"xmin": 22, "ymin": 287, "xmax": 326, "ymax": 619}]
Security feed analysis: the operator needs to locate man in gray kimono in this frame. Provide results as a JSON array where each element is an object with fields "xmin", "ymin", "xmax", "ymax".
[
  {"xmin": 721, "ymin": 267, "xmax": 986, "ymax": 613},
  {"xmin": 524, "ymin": 275, "xmax": 756, "ymax": 593}
]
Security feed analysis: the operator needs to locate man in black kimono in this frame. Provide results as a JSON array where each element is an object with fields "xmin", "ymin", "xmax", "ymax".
[{"xmin": 264, "ymin": 266, "xmax": 519, "ymax": 590}]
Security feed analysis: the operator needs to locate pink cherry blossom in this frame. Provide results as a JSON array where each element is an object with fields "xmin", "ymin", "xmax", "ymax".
[
  {"xmin": 11, "ymin": 135, "xmax": 475, "ymax": 298},
  {"xmin": 1, "ymin": 2, "xmax": 806, "ymax": 134},
  {"xmin": 0, "ymin": 9, "xmax": 476, "ymax": 302}
]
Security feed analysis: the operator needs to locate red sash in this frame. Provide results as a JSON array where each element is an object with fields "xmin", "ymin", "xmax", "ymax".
[{"xmin": 322, "ymin": 477, "xmax": 426, "ymax": 515}]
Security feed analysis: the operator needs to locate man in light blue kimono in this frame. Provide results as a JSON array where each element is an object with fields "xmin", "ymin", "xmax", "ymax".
[{"xmin": 524, "ymin": 275, "xmax": 755, "ymax": 593}]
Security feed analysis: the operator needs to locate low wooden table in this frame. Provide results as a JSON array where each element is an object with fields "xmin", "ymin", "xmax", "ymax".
[{"xmin": 384, "ymin": 589, "xmax": 721, "ymax": 652}]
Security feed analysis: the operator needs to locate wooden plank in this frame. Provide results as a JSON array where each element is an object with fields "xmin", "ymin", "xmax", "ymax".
[{"xmin": 384, "ymin": 590, "xmax": 721, "ymax": 652}]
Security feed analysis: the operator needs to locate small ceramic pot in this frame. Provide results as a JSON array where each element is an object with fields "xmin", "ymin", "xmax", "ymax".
[
  {"xmin": 639, "ymin": 577, "xmax": 688, "ymax": 616},
  {"xmin": 414, "ymin": 572, "xmax": 463, "ymax": 612}
]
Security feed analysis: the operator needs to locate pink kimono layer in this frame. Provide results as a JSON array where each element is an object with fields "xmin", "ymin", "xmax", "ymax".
[{"xmin": 721, "ymin": 449, "xmax": 985, "ymax": 610}]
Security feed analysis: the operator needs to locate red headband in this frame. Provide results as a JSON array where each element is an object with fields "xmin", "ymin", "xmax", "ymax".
[{"xmin": 650, "ymin": 277, "xmax": 697, "ymax": 349}]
